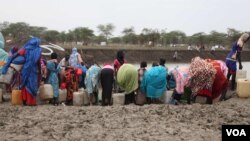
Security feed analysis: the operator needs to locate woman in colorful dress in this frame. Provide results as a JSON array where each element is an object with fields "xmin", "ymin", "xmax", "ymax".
[
  {"xmin": 117, "ymin": 64, "xmax": 138, "ymax": 104},
  {"xmin": 85, "ymin": 62, "xmax": 101, "ymax": 105},
  {"xmin": 2, "ymin": 37, "xmax": 42, "ymax": 106},
  {"xmin": 100, "ymin": 63, "xmax": 114, "ymax": 106},
  {"xmin": 140, "ymin": 65, "xmax": 167, "ymax": 104},
  {"xmin": 188, "ymin": 57, "xmax": 216, "ymax": 104},
  {"xmin": 168, "ymin": 66, "xmax": 189, "ymax": 104}
]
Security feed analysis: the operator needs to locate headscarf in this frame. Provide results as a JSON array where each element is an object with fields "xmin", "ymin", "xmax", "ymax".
[
  {"xmin": 140, "ymin": 66, "xmax": 167, "ymax": 98},
  {"xmin": 188, "ymin": 57, "xmax": 216, "ymax": 95},
  {"xmin": 240, "ymin": 33, "xmax": 249, "ymax": 43},
  {"xmin": 0, "ymin": 32, "xmax": 5, "ymax": 49},
  {"xmin": 117, "ymin": 64, "xmax": 138, "ymax": 94},
  {"xmin": 20, "ymin": 37, "xmax": 42, "ymax": 97},
  {"xmin": 238, "ymin": 33, "xmax": 249, "ymax": 47},
  {"xmin": 0, "ymin": 32, "xmax": 8, "ymax": 71},
  {"xmin": 69, "ymin": 47, "xmax": 78, "ymax": 67},
  {"xmin": 116, "ymin": 50, "xmax": 125, "ymax": 65}
]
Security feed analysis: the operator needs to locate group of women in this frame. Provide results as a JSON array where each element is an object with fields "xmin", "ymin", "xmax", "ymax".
[{"xmin": 0, "ymin": 32, "xmax": 249, "ymax": 106}]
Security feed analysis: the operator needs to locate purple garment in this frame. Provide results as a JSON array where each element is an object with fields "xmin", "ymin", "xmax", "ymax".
[{"xmin": 225, "ymin": 42, "xmax": 242, "ymax": 71}]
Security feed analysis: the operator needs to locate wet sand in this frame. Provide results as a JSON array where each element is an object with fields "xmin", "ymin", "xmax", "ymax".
[{"xmin": 0, "ymin": 97, "xmax": 250, "ymax": 141}]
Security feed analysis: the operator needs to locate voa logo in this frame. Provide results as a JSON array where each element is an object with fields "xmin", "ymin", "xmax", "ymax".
[{"xmin": 226, "ymin": 129, "xmax": 246, "ymax": 136}]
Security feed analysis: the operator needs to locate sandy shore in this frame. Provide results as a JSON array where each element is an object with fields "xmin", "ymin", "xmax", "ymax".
[{"xmin": 0, "ymin": 97, "xmax": 250, "ymax": 141}]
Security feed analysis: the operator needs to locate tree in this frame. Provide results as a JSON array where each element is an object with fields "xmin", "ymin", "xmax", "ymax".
[
  {"xmin": 227, "ymin": 28, "xmax": 241, "ymax": 44},
  {"xmin": 58, "ymin": 31, "xmax": 67, "ymax": 42},
  {"xmin": 122, "ymin": 27, "xmax": 135, "ymax": 35},
  {"xmin": 207, "ymin": 30, "xmax": 227, "ymax": 46},
  {"xmin": 42, "ymin": 30, "xmax": 60, "ymax": 43},
  {"xmin": 122, "ymin": 27, "xmax": 137, "ymax": 44},
  {"xmin": 30, "ymin": 26, "xmax": 47, "ymax": 37},
  {"xmin": 92, "ymin": 35, "xmax": 106, "ymax": 44},
  {"xmin": 97, "ymin": 23, "xmax": 115, "ymax": 41},
  {"xmin": 162, "ymin": 30, "xmax": 186, "ymax": 46},
  {"xmin": 73, "ymin": 27, "xmax": 94, "ymax": 43},
  {"xmin": 140, "ymin": 28, "xmax": 161, "ymax": 46},
  {"xmin": 110, "ymin": 37, "xmax": 122, "ymax": 44},
  {"xmin": 189, "ymin": 32, "xmax": 207, "ymax": 46},
  {"xmin": 1, "ymin": 22, "xmax": 30, "ymax": 39},
  {"xmin": 0, "ymin": 21, "xmax": 10, "ymax": 31},
  {"xmin": 1, "ymin": 22, "xmax": 47, "ymax": 42}
]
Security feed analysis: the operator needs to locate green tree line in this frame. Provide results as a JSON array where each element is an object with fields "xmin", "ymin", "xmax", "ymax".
[{"xmin": 0, "ymin": 21, "xmax": 249, "ymax": 48}]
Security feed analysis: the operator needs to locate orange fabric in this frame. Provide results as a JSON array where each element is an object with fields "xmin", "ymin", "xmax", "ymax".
[
  {"xmin": 0, "ymin": 61, "xmax": 5, "ymax": 66},
  {"xmin": 64, "ymin": 67, "xmax": 78, "ymax": 101},
  {"xmin": 22, "ymin": 88, "xmax": 36, "ymax": 106}
]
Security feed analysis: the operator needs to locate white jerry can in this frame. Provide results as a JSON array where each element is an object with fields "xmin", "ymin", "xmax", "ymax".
[
  {"xmin": 39, "ymin": 84, "xmax": 54, "ymax": 100},
  {"xmin": 73, "ymin": 91, "xmax": 84, "ymax": 106},
  {"xmin": 112, "ymin": 93, "xmax": 125, "ymax": 105},
  {"xmin": 59, "ymin": 89, "xmax": 67, "ymax": 103}
]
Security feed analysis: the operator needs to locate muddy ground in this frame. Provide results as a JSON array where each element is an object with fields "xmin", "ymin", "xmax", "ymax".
[{"xmin": 0, "ymin": 96, "xmax": 250, "ymax": 141}]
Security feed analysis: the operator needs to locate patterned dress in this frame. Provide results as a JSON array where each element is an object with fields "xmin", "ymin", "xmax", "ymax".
[{"xmin": 85, "ymin": 64, "xmax": 101, "ymax": 95}]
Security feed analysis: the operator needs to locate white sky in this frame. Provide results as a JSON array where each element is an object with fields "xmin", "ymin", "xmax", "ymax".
[{"xmin": 0, "ymin": 0, "xmax": 249, "ymax": 36}]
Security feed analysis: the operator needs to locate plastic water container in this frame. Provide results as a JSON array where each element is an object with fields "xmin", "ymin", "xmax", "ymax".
[
  {"xmin": 78, "ymin": 88, "xmax": 89, "ymax": 106},
  {"xmin": 73, "ymin": 91, "xmax": 84, "ymax": 106},
  {"xmin": 237, "ymin": 79, "xmax": 250, "ymax": 98},
  {"xmin": 0, "ymin": 67, "xmax": 14, "ymax": 84},
  {"xmin": 39, "ymin": 84, "xmax": 54, "ymax": 100},
  {"xmin": 112, "ymin": 93, "xmax": 125, "ymax": 105},
  {"xmin": 236, "ymin": 70, "xmax": 247, "ymax": 80},
  {"xmin": 59, "ymin": 89, "xmax": 67, "ymax": 103},
  {"xmin": 160, "ymin": 90, "xmax": 173, "ymax": 104},
  {"xmin": 11, "ymin": 89, "xmax": 22, "ymax": 105},
  {"xmin": 0, "ymin": 88, "xmax": 2, "ymax": 103}
]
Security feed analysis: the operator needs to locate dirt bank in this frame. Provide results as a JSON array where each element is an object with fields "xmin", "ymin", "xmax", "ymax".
[
  {"xmin": 58, "ymin": 48, "xmax": 250, "ymax": 64},
  {"xmin": 0, "ymin": 97, "xmax": 250, "ymax": 141}
]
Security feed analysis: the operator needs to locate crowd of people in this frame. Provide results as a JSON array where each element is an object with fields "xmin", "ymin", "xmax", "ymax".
[{"xmin": 0, "ymin": 32, "xmax": 249, "ymax": 106}]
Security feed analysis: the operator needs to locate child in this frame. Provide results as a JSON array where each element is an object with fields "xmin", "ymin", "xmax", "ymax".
[{"xmin": 46, "ymin": 53, "xmax": 60, "ymax": 105}]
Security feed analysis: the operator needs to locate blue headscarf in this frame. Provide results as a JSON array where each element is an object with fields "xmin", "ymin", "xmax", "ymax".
[
  {"xmin": 21, "ymin": 37, "xmax": 42, "ymax": 97},
  {"xmin": 69, "ymin": 47, "xmax": 78, "ymax": 67}
]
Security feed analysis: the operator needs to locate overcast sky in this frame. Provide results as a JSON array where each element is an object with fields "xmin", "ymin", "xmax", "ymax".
[{"xmin": 0, "ymin": 0, "xmax": 249, "ymax": 36}]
